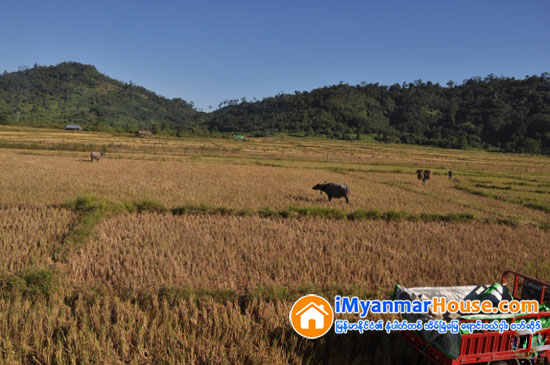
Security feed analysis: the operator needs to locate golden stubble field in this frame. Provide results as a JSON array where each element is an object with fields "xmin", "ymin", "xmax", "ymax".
[
  {"xmin": 1, "ymin": 148, "xmax": 550, "ymax": 225},
  {"xmin": 1, "ymin": 126, "xmax": 550, "ymax": 363},
  {"xmin": 69, "ymin": 213, "xmax": 550, "ymax": 291}
]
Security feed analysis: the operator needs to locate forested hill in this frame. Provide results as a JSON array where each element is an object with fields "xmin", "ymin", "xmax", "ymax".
[
  {"xmin": 211, "ymin": 74, "xmax": 550, "ymax": 153},
  {"xmin": 0, "ymin": 62, "xmax": 204, "ymax": 133},
  {"xmin": 1, "ymin": 62, "xmax": 550, "ymax": 153}
]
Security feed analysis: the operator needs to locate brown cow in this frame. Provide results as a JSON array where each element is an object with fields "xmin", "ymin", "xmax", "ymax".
[
  {"xmin": 422, "ymin": 170, "xmax": 432, "ymax": 185},
  {"xmin": 90, "ymin": 151, "xmax": 105, "ymax": 162}
]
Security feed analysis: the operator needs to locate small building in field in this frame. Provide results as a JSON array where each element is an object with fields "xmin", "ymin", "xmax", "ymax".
[
  {"xmin": 137, "ymin": 130, "xmax": 153, "ymax": 137},
  {"xmin": 65, "ymin": 124, "xmax": 83, "ymax": 131}
]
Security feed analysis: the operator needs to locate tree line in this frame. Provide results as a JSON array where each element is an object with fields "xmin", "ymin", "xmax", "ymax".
[
  {"xmin": 210, "ymin": 74, "xmax": 550, "ymax": 153},
  {"xmin": 1, "ymin": 62, "xmax": 549, "ymax": 153}
]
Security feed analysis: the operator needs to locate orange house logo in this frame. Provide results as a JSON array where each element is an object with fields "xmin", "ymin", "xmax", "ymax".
[{"xmin": 289, "ymin": 294, "xmax": 334, "ymax": 339}]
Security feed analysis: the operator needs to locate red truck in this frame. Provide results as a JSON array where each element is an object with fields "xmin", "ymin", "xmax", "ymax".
[{"xmin": 394, "ymin": 271, "xmax": 550, "ymax": 364}]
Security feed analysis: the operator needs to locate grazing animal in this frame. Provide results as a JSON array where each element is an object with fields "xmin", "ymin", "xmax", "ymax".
[
  {"xmin": 422, "ymin": 170, "xmax": 432, "ymax": 185},
  {"xmin": 312, "ymin": 182, "xmax": 350, "ymax": 203},
  {"xmin": 416, "ymin": 169, "xmax": 424, "ymax": 180},
  {"xmin": 90, "ymin": 151, "xmax": 105, "ymax": 162}
]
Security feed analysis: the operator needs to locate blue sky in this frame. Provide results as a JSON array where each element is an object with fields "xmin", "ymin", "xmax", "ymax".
[{"xmin": 1, "ymin": 0, "xmax": 548, "ymax": 110}]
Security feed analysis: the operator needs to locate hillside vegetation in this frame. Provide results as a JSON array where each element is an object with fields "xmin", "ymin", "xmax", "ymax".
[
  {"xmin": 211, "ymin": 74, "xmax": 550, "ymax": 153},
  {"xmin": 1, "ymin": 62, "xmax": 550, "ymax": 153},
  {"xmin": 0, "ymin": 62, "xmax": 204, "ymax": 133}
]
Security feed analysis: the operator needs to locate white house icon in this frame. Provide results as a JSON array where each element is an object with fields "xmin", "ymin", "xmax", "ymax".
[{"xmin": 295, "ymin": 302, "xmax": 329, "ymax": 329}]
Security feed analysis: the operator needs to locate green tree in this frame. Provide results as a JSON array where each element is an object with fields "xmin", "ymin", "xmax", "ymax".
[{"xmin": 0, "ymin": 112, "xmax": 8, "ymax": 125}]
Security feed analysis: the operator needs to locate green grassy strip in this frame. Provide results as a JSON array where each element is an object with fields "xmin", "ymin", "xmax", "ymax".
[
  {"xmin": 0, "ymin": 268, "xmax": 390, "ymax": 305},
  {"xmin": 252, "ymin": 160, "xmax": 439, "ymax": 176},
  {"xmin": 0, "ymin": 140, "xmax": 106, "ymax": 152},
  {"xmin": 474, "ymin": 183, "xmax": 512, "ymax": 190},
  {"xmin": 0, "ymin": 267, "xmax": 58, "ymax": 300},
  {"xmin": 250, "ymin": 159, "xmax": 547, "ymax": 180},
  {"xmin": 455, "ymin": 185, "xmax": 550, "ymax": 214},
  {"xmin": 58, "ymin": 195, "xmax": 529, "ymax": 246},
  {"xmin": 171, "ymin": 204, "xmax": 253, "ymax": 216},
  {"xmin": 171, "ymin": 203, "xmax": 479, "ymax": 223},
  {"xmin": 62, "ymin": 195, "xmax": 525, "ymax": 225},
  {"xmin": 53, "ymin": 195, "xmax": 126, "ymax": 262},
  {"xmin": 454, "ymin": 184, "xmax": 492, "ymax": 198},
  {"xmin": 62, "ymin": 196, "xmax": 119, "ymax": 243},
  {"xmin": 524, "ymin": 202, "xmax": 550, "ymax": 213}
]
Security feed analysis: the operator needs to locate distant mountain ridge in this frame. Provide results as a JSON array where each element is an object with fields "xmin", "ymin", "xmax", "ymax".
[
  {"xmin": 0, "ymin": 62, "xmax": 205, "ymax": 133},
  {"xmin": 210, "ymin": 74, "xmax": 550, "ymax": 153},
  {"xmin": 1, "ymin": 62, "xmax": 550, "ymax": 153}
]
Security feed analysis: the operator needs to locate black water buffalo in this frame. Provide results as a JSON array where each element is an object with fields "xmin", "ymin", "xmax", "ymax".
[{"xmin": 313, "ymin": 182, "xmax": 350, "ymax": 203}]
